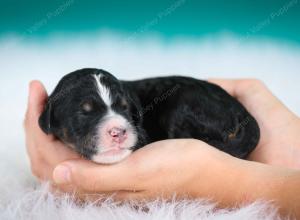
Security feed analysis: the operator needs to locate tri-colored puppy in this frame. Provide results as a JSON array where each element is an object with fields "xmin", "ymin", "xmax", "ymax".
[{"xmin": 39, "ymin": 68, "xmax": 260, "ymax": 164}]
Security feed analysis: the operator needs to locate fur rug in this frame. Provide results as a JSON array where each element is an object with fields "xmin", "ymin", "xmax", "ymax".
[{"xmin": 0, "ymin": 33, "xmax": 299, "ymax": 220}]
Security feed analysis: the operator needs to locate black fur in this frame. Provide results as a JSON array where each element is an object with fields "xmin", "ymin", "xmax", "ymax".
[{"xmin": 39, "ymin": 68, "xmax": 260, "ymax": 160}]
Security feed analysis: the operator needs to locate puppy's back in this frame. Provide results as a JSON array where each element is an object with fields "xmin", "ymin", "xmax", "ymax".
[{"xmin": 124, "ymin": 76, "xmax": 260, "ymax": 158}]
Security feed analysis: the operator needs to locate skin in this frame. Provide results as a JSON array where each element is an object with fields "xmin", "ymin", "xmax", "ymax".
[
  {"xmin": 209, "ymin": 79, "xmax": 300, "ymax": 168},
  {"xmin": 24, "ymin": 79, "xmax": 300, "ymax": 218}
]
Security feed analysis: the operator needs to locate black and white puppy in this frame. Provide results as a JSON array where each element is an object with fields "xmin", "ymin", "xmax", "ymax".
[{"xmin": 39, "ymin": 68, "xmax": 260, "ymax": 164}]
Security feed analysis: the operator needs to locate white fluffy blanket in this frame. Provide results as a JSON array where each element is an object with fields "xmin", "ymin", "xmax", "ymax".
[{"xmin": 0, "ymin": 33, "xmax": 299, "ymax": 220}]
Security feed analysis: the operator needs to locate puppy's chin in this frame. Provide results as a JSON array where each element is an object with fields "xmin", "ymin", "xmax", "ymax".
[{"xmin": 91, "ymin": 148, "xmax": 132, "ymax": 164}]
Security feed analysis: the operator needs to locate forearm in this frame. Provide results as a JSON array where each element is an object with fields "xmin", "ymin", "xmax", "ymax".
[
  {"xmin": 238, "ymin": 161, "xmax": 300, "ymax": 216},
  {"xmin": 190, "ymin": 153, "xmax": 300, "ymax": 218},
  {"xmin": 275, "ymin": 169, "xmax": 300, "ymax": 217}
]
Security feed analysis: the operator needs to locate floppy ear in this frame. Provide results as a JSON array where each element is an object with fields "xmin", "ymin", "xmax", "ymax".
[
  {"xmin": 38, "ymin": 101, "xmax": 53, "ymax": 134},
  {"xmin": 128, "ymin": 96, "xmax": 143, "ymax": 124}
]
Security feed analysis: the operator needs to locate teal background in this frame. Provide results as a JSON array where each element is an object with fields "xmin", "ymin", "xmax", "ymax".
[{"xmin": 1, "ymin": 0, "xmax": 300, "ymax": 44}]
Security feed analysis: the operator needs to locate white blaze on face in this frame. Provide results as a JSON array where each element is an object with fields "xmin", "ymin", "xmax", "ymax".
[
  {"xmin": 93, "ymin": 74, "xmax": 112, "ymax": 106},
  {"xmin": 92, "ymin": 74, "xmax": 137, "ymax": 164}
]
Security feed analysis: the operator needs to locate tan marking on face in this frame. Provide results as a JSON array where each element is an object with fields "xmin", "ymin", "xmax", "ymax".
[
  {"xmin": 82, "ymin": 102, "xmax": 93, "ymax": 112},
  {"xmin": 121, "ymin": 98, "xmax": 128, "ymax": 109}
]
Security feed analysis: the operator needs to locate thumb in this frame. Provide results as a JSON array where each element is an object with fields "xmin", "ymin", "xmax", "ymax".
[
  {"xmin": 53, "ymin": 159, "xmax": 134, "ymax": 192},
  {"xmin": 24, "ymin": 80, "xmax": 52, "ymax": 138},
  {"xmin": 27, "ymin": 80, "xmax": 48, "ymax": 118}
]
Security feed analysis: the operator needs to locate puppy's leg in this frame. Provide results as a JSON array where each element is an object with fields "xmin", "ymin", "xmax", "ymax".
[{"xmin": 161, "ymin": 104, "xmax": 259, "ymax": 159}]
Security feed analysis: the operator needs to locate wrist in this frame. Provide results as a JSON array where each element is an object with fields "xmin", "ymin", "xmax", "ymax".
[
  {"xmin": 189, "ymin": 151, "xmax": 282, "ymax": 207},
  {"xmin": 234, "ymin": 161, "xmax": 281, "ymax": 203},
  {"xmin": 187, "ymin": 143, "xmax": 247, "ymax": 205},
  {"xmin": 231, "ymin": 160, "xmax": 300, "ymax": 217},
  {"xmin": 242, "ymin": 164, "xmax": 300, "ymax": 218}
]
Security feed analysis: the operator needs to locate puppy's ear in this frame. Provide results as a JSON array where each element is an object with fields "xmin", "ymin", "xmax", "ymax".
[
  {"xmin": 38, "ymin": 101, "xmax": 53, "ymax": 134},
  {"xmin": 128, "ymin": 97, "xmax": 143, "ymax": 124}
]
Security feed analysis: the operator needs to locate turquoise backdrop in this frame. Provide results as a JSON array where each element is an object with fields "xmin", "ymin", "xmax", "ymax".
[{"xmin": 0, "ymin": 0, "xmax": 299, "ymax": 44}]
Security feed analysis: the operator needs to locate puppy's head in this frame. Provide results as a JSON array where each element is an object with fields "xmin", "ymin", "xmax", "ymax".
[{"xmin": 39, "ymin": 68, "xmax": 146, "ymax": 164}]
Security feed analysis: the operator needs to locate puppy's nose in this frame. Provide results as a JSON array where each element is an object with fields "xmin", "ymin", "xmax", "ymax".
[{"xmin": 108, "ymin": 127, "xmax": 127, "ymax": 143}]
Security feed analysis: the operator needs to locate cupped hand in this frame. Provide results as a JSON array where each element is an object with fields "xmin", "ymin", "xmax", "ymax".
[
  {"xmin": 24, "ymin": 80, "xmax": 245, "ymax": 203},
  {"xmin": 50, "ymin": 138, "xmax": 243, "ymax": 202},
  {"xmin": 209, "ymin": 79, "xmax": 300, "ymax": 168},
  {"xmin": 24, "ymin": 79, "xmax": 300, "ymax": 217},
  {"xmin": 24, "ymin": 81, "xmax": 80, "ymax": 180}
]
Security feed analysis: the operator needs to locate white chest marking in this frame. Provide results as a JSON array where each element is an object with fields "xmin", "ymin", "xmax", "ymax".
[{"xmin": 93, "ymin": 74, "xmax": 112, "ymax": 106}]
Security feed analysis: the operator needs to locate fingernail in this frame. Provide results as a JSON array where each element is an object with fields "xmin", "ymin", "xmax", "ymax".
[{"xmin": 53, "ymin": 165, "xmax": 71, "ymax": 184}]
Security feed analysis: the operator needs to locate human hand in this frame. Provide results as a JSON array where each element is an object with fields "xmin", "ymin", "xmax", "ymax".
[
  {"xmin": 24, "ymin": 80, "xmax": 300, "ymax": 219},
  {"xmin": 209, "ymin": 79, "xmax": 300, "ymax": 168},
  {"xmin": 50, "ymin": 138, "xmax": 250, "ymax": 202},
  {"xmin": 24, "ymin": 81, "xmax": 80, "ymax": 180},
  {"xmin": 24, "ymin": 80, "xmax": 243, "ymax": 202},
  {"xmin": 23, "ymin": 84, "xmax": 237, "ymax": 200}
]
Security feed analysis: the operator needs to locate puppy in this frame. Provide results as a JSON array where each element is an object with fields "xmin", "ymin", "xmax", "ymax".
[{"xmin": 39, "ymin": 68, "xmax": 260, "ymax": 164}]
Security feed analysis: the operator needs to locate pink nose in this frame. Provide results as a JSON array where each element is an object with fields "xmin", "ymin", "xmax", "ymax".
[{"xmin": 108, "ymin": 127, "xmax": 127, "ymax": 143}]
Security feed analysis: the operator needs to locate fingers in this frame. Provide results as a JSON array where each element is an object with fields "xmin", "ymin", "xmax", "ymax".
[
  {"xmin": 208, "ymin": 78, "xmax": 270, "ymax": 99},
  {"xmin": 51, "ymin": 182, "xmax": 146, "ymax": 203},
  {"xmin": 24, "ymin": 80, "xmax": 53, "ymax": 140},
  {"xmin": 26, "ymin": 80, "xmax": 48, "ymax": 119},
  {"xmin": 53, "ymin": 159, "xmax": 139, "ymax": 193},
  {"xmin": 208, "ymin": 78, "xmax": 273, "ymax": 112},
  {"xmin": 208, "ymin": 78, "xmax": 265, "ymax": 97},
  {"xmin": 211, "ymin": 78, "xmax": 288, "ymax": 114},
  {"xmin": 24, "ymin": 80, "xmax": 80, "ymax": 181}
]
